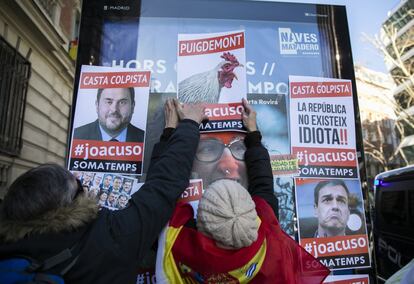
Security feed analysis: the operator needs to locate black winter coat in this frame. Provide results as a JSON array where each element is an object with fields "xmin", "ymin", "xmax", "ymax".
[
  {"xmin": 244, "ymin": 131, "xmax": 279, "ymax": 218},
  {"xmin": 0, "ymin": 120, "xmax": 200, "ymax": 284}
]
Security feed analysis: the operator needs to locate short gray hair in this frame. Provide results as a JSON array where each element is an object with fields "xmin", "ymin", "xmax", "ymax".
[{"xmin": 1, "ymin": 164, "xmax": 77, "ymax": 221}]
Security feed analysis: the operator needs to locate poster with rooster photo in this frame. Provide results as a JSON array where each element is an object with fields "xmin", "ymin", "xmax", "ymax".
[{"xmin": 177, "ymin": 30, "xmax": 247, "ymax": 104}]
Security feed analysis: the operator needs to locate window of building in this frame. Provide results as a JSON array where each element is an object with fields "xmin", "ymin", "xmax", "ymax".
[
  {"xmin": 384, "ymin": 1, "xmax": 414, "ymax": 32},
  {"xmin": 386, "ymin": 29, "xmax": 414, "ymax": 60},
  {"xmin": 0, "ymin": 35, "xmax": 31, "ymax": 156},
  {"xmin": 36, "ymin": 0, "xmax": 62, "ymax": 26}
]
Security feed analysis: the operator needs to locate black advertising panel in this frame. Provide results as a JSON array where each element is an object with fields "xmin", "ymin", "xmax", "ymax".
[{"xmin": 71, "ymin": 0, "xmax": 370, "ymax": 279}]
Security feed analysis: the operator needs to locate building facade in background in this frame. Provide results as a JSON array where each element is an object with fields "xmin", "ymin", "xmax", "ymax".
[
  {"xmin": 0, "ymin": 0, "xmax": 80, "ymax": 197},
  {"xmin": 382, "ymin": 0, "xmax": 414, "ymax": 163},
  {"xmin": 355, "ymin": 65, "xmax": 400, "ymax": 187}
]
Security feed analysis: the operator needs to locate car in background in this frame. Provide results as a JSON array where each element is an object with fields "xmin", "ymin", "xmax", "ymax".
[{"xmin": 372, "ymin": 166, "xmax": 414, "ymax": 283}]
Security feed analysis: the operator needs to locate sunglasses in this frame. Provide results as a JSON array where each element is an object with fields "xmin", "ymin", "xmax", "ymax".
[{"xmin": 195, "ymin": 138, "xmax": 246, "ymax": 162}]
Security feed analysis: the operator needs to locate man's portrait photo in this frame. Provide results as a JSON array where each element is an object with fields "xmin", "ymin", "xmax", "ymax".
[
  {"xmin": 111, "ymin": 176, "xmax": 123, "ymax": 193},
  {"xmin": 121, "ymin": 178, "xmax": 133, "ymax": 196},
  {"xmin": 100, "ymin": 174, "xmax": 113, "ymax": 192},
  {"xmin": 105, "ymin": 191, "xmax": 120, "ymax": 209},
  {"xmin": 73, "ymin": 87, "xmax": 144, "ymax": 142},
  {"xmin": 80, "ymin": 171, "xmax": 95, "ymax": 188},
  {"xmin": 90, "ymin": 174, "xmax": 103, "ymax": 191},
  {"xmin": 296, "ymin": 179, "xmax": 367, "ymax": 239}
]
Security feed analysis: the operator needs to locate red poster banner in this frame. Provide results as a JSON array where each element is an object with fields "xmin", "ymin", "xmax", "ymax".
[
  {"xmin": 290, "ymin": 81, "xmax": 352, "ymax": 98},
  {"xmin": 179, "ymin": 32, "xmax": 244, "ymax": 56},
  {"xmin": 71, "ymin": 139, "xmax": 143, "ymax": 162},
  {"xmin": 300, "ymin": 235, "xmax": 369, "ymax": 258},
  {"xmin": 80, "ymin": 71, "xmax": 150, "ymax": 89}
]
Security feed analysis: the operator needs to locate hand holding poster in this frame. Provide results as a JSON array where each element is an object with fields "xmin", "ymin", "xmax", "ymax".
[{"xmin": 69, "ymin": 65, "xmax": 151, "ymax": 175}]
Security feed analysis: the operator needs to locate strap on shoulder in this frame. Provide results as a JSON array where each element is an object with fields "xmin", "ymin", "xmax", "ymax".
[{"xmin": 28, "ymin": 228, "xmax": 89, "ymax": 276}]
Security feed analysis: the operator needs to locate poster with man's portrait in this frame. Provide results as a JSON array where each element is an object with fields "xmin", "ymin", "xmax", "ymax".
[
  {"xmin": 68, "ymin": 65, "xmax": 151, "ymax": 175},
  {"xmin": 295, "ymin": 178, "xmax": 370, "ymax": 270}
]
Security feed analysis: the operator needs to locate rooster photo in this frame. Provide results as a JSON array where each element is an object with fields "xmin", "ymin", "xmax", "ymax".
[{"xmin": 177, "ymin": 30, "xmax": 247, "ymax": 103}]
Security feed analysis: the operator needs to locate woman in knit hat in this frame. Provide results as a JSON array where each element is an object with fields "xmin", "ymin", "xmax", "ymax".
[{"xmin": 156, "ymin": 99, "xmax": 329, "ymax": 284}]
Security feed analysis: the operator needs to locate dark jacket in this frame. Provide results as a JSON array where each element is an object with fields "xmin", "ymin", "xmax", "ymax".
[
  {"xmin": 73, "ymin": 119, "xmax": 145, "ymax": 142},
  {"xmin": 244, "ymin": 131, "xmax": 279, "ymax": 218},
  {"xmin": 0, "ymin": 119, "xmax": 199, "ymax": 284}
]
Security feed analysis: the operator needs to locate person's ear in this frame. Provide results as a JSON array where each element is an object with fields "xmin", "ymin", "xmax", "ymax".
[
  {"xmin": 313, "ymin": 204, "xmax": 318, "ymax": 217},
  {"xmin": 95, "ymin": 100, "xmax": 99, "ymax": 113},
  {"xmin": 131, "ymin": 101, "xmax": 135, "ymax": 114}
]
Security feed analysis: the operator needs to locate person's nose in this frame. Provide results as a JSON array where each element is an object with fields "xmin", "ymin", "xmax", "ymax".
[
  {"xmin": 217, "ymin": 148, "xmax": 239, "ymax": 177},
  {"xmin": 109, "ymin": 102, "xmax": 120, "ymax": 113},
  {"xmin": 331, "ymin": 199, "xmax": 340, "ymax": 210}
]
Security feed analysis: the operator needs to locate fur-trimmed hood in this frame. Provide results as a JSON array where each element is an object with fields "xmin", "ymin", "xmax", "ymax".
[{"xmin": 0, "ymin": 195, "xmax": 99, "ymax": 243}]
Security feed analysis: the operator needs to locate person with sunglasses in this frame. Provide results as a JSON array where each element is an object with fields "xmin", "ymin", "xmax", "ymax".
[
  {"xmin": 192, "ymin": 132, "xmax": 249, "ymax": 189},
  {"xmin": 156, "ymin": 98, "xmax": 329, "ymax": 283},
  {"xmin": 191, "ymin": 99, "xmax": 273, "ymax": 209},
  {"xmin": 0, "ymin": 98, "xmax": 207, "ymax": 284}
]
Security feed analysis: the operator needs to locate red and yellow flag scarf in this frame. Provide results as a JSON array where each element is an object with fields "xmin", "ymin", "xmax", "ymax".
[{"xmin": 156, "ymin": 197, "xmax": 329, "ymax": 284}]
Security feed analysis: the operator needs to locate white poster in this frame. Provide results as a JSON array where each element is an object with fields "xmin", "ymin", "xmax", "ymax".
[
  {"xmin": 68, "ymin": 65, "xmax": 151, "ymax": 176},
  {"xmin": 289, "ymin": 76, "xmax": 358, "ymax": 179},
  {"xmin": 290, "ymin": 76, "xmax": 370, "ymax": 271},
  {"xmin": 177, "ymin": 30, "xmax": 247, "ymax": 103}
]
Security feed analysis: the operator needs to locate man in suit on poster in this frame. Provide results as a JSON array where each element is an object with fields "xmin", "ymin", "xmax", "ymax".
[
  {"xmin": 74, "ymin": 87, "xmax": 144, "ymax": 142},
  {"xmin": 313, "ymin": 180, "xmax": 351, "ymax": 238},
  {"xmin": 100, "ymin": 174, "xmax": 113, "ymax": 192},
  {"xmin": 111, "ymin": 176, "xmax": 123, "ymax": 193},
  {"xmin": 121, "ymin": 179, "xmax": 133, "ymax": 196}
]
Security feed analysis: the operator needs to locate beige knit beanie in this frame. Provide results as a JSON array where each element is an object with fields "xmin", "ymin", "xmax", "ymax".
[{"xmin": 197, "ymin": 179, "xmax": 259, "ymax": 249}]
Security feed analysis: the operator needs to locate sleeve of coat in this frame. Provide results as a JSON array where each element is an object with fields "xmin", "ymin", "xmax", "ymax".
[
  {"xmin": 244, "ymin": 131, "xmax": 279, "ymax": 219},
  {"xmin": 145, "ymin": 127, "xmax": 175, "ymax": 176},
  {"xmin": 97, "ymin": 119, "xmax": 199, "ymax": 265}
]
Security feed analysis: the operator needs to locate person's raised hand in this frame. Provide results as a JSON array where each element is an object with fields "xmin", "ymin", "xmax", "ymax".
[
  {"xmin": 164, "ymin": 98, "xmax": 179, "ymax": 128},
  {"xmin": 241, "ymin": 98, "xmax": 258, "ymax": 132},
  {"xmin": 173, "ymin": 98, "xmax": 208, "ymax": 124}
]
